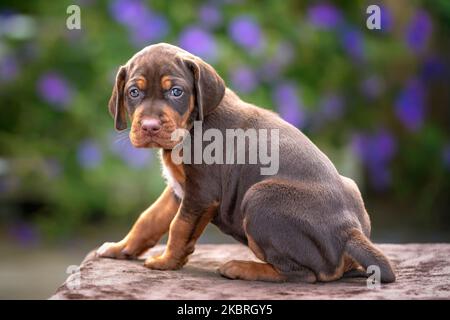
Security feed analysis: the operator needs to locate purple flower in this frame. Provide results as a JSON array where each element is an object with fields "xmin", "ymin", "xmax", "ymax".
[
  {"xmin": 37, "ymin": 72, "xmax": 73, "ymax": 110},
  {"xmin": 109, "ymin": 0, "xmax": 169, "ymax": 46},
  {"xmin": 352, "ymin": 130, "xmax": 397, "ymax": 168},
  {"xmin": 405, "ymin": 10, "xmax": 432, "ymax": 54},
  {"xmin": 361, "ymin": 75, "xmax": 384, "ymax": 99},
  {"xmin": 320, "ymin": 93, "xmax": 344, "ymax": 120},
  {"xmin": 307, "ymin": 3, "xmax": 342, "ymax": 30},
  {"xmin": 179, "ymin": 26, "xmax": 217, "ymax": 62},
  {"xmin": 351, "ymin": 130, "xmax": 396, "ymax": 190},
  {"xmin": 77, "ymin": 140, "xmax": 102, "ymax": 169},
  {"xmin": 368, "ymin": 162, "xmax": 392, "ymax": 191},
  {"xmin": 110, "ymin": 133, "xmax": 153, "ymax": 168},
  {"xmin": 109, "ymin": 0, "xmax": 148, "ymax": 27},
  {"xmin": 273, "ymin": 82, "xmax": 305, "ymax": 128},
  {"xmin": 380, "ymin": 6, "xmax": 393, "ymax": 32},
  {"xmin": 8, "ymin": 222, "xmax": 40, "ymax": 246},
  {"xmin": 395, "ymin": 79, "xmax": 426, "ymax": 132},
  {"xmin": 371, "ymin": 130, "xmax": 396, "ymax": 164},
  {"xmin": 230, "ymin": 66, "xmax": 258, "ymax": 93},
  {"xmin": 199, "ymin": 3, "xmax": 222, "ymax": 28},
  {"xmin": 0, "ymin": 55, "xmax": 19, "ymax": 81},
  {"xmin": 341, "ymin": 28, "xmax": 365, "ymax": 61},
  {"xmin": 228, "ymin": 16, "xmax": 264, "ymax": 52},
  {"xmin": 129, "ymin": 13, "xmax": 169, "ymax": 46},
  {"xmin": 421, "ymin": 56, "xmax": 449, "ymax": 82}
]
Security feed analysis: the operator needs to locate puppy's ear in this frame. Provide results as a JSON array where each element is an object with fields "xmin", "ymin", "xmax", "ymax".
[
  {"xmin": 183, "ymin": 58, "xmax": 225, "ymax": 121},
  {"xmin": 108, "ymin": 66, "xmax": 127, "ymax": 131}
]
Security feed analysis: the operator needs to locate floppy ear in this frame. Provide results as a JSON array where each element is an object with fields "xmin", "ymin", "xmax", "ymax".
[
  {"xmin": 184, "ymin": 58, "xmax": 225, "ymax": 121},
  {"xmin": 108, "ymin": 66, "xmax": 127, "ymax": 131}
]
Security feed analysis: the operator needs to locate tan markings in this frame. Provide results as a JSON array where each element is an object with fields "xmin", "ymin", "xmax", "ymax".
[
  {"xmin": 191, "ymin": 201, "xmax": 219, "ymax": 240},
  {"xmin": 317, "ymin": 254, "xmax": 347, "ymax": 282},
  {"xmin": 161, "ymin": 75, "xmax": 172, "ymax": 90},
  {"xmin": 343, "ymin": 253, "xmax": 362, "ymax": 272},
  {"xmin": 247, "ymin": 235, "xmax": 265, "ymax": 262},
  {"xmin": 123, "ymin": 186, "xmax": 179, "ymax": 253},
  {"xmin": 181, "ymin": 95, "xmax": 195, "ymax": 127},
  {"xmin": 135, "ymin": 77, "xmax": 147, "ymax": 91},
  {"xmin": 219, "ymin": 260, "xmax": 286, "ymax": 282},
  {"xmin": 97, "ymin": 186, "xmax": 180, "ymax": 259},
  {"xmin": 161, "ymin": 105, "xmax": 182, "ymax": 130},
  {"xmin": 144, "ymin": 202, "xmax": 219, "ymax": 270},
  {"xmin": 243, "ymin": 217, "xmax": 266, "ymax": 262}
]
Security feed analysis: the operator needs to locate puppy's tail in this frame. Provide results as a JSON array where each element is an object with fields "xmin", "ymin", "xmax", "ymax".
[{"xmin": 345, "ymin": 229, "xmax": 396, "ymax": 283}]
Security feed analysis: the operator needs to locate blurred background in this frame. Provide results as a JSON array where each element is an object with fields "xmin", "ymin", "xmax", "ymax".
[{"xmin": 0, "ymin": 0, "xmax": 449, "ymax": 299}]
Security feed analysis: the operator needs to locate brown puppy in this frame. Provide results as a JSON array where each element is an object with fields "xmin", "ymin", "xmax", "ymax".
[{"xmin": 97, "ymin": 43, "xmax": 396, "ymax": 283}]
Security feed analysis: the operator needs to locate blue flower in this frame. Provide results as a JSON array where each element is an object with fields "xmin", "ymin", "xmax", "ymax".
[
  {"xmin": 77, "ymin": 140, "xmax": 103, "ymax": 169},
  {"xmin": 273, "ymin": 82, "xmax": 305, "ymax": 128},
  {"xmin": 130, "ymin": 13, "xmax": 169, "ymax": 46},
  {"xmin": 109, "ymin": 0, "xmax": 169, "ymax": 46},
  {"xmin": 420, "ymin": 56, "xmax": 449, "ymax": 83},
  {"xmin": 380, "ymin": 5, "xmax": 393, "ymax": 32},
  {"xmin": 320, "ymin": 93, "xmax": 344, "ymax": 120},
  {"xmin": 341, "ymin": 27, "xmax": 365, "ymax": 61},
  {"xmin": 37, "ymin": 72, "xmax": 73, "ymax": 110},
  {"xmin": 228, "ymin": 15, "xmax": 264, "ymax": 52},
  {"xmin": 395, "ymin": 79, "xmax": 426, "ymax": 132},
  {"xmin": 199, "ymin": 3, "xmax": 222, "ymax": 29},
  {"xmin": 405, "ymin": 10, "xmax": 432, "ymax": 54},
  {"xmin": 307, "ymin": 3, "xmax": 342, "ymax": 30},
  {"xmin": 230, "ymin": 66, "xmax": 258, "ymax": 93},
  {"xmin": 109, "ymin": 0, "xmax": 148, "ymax": 27},
  {"xmin": 368, "ymin": 162, "xmax": 391, "ymax": 191},
  {"xmin": 179, "ymin": 26, "xmax": 217, "ymax": 62},
  {"xmin": 351, "ymin": 130, "xmax": 396, "ymax": 190}
]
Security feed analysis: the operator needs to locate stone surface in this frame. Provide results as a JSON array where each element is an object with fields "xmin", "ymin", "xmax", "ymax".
[{"xmin": 51, "ymin": 244, "xmax": 450, "ymax": 300}]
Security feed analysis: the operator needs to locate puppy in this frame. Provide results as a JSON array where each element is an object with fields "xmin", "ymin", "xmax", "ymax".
[{"xmin": 97, "ymin": 43, "xmax": 396, "ymax": 283}]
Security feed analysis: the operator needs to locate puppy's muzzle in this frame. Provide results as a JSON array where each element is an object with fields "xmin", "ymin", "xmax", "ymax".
[{"xmin": 141, "ymin": 118, "xmax": 162, "ymax": 136}]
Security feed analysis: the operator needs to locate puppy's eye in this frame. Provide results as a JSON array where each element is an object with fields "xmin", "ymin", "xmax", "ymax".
[
  {"xmin": 128, "ymin": 87, "xmax": 140, "ymax": 99},
  {"xmin": 169, "ymin": 87, "xmax": 183, "ymax": 97}
]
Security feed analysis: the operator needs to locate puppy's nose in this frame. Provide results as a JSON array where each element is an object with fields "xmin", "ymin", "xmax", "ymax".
[{"xmin": 141, "ymin": 118, "xmax": 161, "ymax": 135}]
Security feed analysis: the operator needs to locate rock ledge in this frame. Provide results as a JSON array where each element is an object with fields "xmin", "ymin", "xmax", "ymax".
[{"xmin": 51, "ymin": 244, "xmax": 450, "ymax": 299}]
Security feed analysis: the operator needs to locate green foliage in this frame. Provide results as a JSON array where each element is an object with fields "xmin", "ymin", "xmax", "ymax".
[{"xmin": 0, "ymin": 0, "xmax": 449, "ymax": 241}]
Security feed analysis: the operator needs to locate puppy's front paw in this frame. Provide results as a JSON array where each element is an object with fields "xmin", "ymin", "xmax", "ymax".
[
  {"xmin": 144, "ymin": 254, "xmax": 186, "ymax": 270},
  {"xmin": 96, "ymin": 241, "xmax": 131, "ymax": 259}
]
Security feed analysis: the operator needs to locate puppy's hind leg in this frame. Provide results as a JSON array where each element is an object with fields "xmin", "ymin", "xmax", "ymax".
[
  {"xmin": 218, "ymin": 260, "xmax": 286, "ymax": 282},
  {"xmin": 218, "ymin": 225, "xmax": 317, "ymax": 283}
]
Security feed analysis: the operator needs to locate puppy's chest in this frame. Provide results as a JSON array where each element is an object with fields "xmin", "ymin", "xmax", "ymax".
[{"xmin": 161, "ymin": 151, "xmax": 185, "ymax": 199}]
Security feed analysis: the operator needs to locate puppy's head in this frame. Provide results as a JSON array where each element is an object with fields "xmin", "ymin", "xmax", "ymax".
[{"xmin": 108, "ymin": 43, "xmax": 225, "ymax": 149}]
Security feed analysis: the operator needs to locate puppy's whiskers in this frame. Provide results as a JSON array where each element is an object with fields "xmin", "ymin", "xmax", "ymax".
[{"xmin": 113, "ymin": 129, "xmax": 131, "ymax": 145}]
